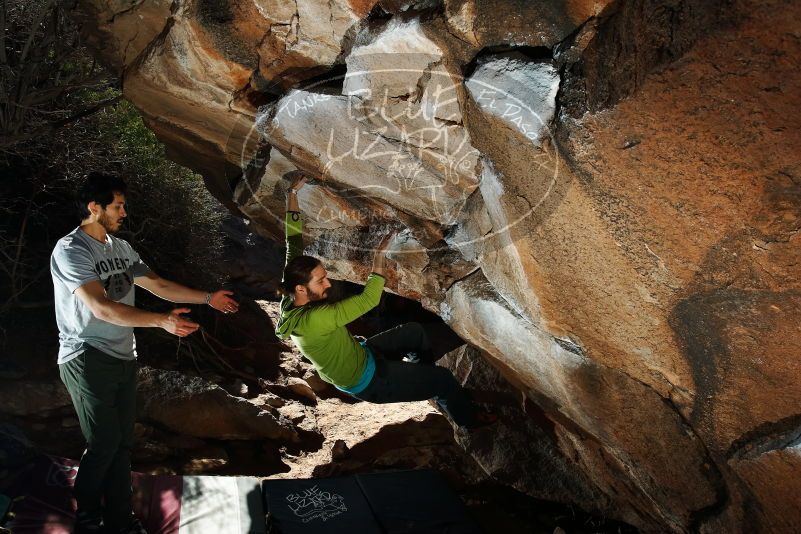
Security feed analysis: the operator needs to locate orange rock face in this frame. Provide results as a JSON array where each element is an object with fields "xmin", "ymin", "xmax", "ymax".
[
  {"xmin": 71, "ymin": 0, "xmax": 801, "ymax": 531},
  {"xmin": 554, "ymin": 1, "xmax": 801, "ymax": 529}
]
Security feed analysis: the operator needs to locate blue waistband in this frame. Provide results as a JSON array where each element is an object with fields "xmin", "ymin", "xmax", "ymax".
[{"xmin": 335, "ymin": 342, "xmax": 376, "ymax": 395}]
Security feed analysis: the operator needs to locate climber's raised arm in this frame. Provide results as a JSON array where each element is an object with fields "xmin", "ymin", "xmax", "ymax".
[
  {"xmin": 286, "ymin": 174, "xmax": 305, "ymax": 214},
  {"xmin": 370, "ymin": 232, "xmax": 394, "ymax": 278},
  {"xmin": 284, "ymin": 175, "xmax": 307, "ymax": 265}
]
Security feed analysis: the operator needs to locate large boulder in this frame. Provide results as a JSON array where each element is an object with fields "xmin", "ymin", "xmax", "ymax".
[
  {"xmin": 74, "ymin": 0, "xmax": 380, "ymax": 201},
  {"xmin": 70, "ymin": 0, "xmax": 801, "ymax": 531},
  {"xmin": 439, "ymin": 345, "xmax": 599, "ymax": 509},
  {"xmin": 444, "ymin": 271, "xmax": 720, "ymax": 529},
  {"xmin": 137, "ymin": 366, "xmax": 299, "ymax": 442},
  {"xmin": 0, "ymin": 379, "xmax": 73, "ymax": 417}
]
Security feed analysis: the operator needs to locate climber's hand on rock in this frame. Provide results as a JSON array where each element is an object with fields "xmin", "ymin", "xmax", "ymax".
[
  {"xmin": 371, "ymin": 231, "xmax": 397, "ymax": 277},
  {"xmin": 376, "ymin": 231, "xmax": 396, "ymax": 255},
  {"xmin": 289, "ymin": 175, "xmax": 307, "ymax": 192}
]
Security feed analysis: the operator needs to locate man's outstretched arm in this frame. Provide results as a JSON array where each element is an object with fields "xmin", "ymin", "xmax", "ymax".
[
  {"xmin": 75, "ymin": 280, "xmax": 200, "ymax": 337},
  {"xmin": 134, "ymin": 272, "xmax": 239, "ymax": 314},
  {"xmin": 370, "ymin": 233, "xmax": 392, "ymax": 278},
  {"xmin": 309, "ymin": 232, "xmax": 396, "ymax": 331}
]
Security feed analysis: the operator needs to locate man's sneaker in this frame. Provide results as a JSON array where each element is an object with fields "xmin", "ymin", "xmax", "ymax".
[
  {"xmin": 74, "ymin": 509, "xmax": 104, "ymax": 533},
  {"xmin": 402, "ymin": 351, "xmax": 420, "ymax": 363}
]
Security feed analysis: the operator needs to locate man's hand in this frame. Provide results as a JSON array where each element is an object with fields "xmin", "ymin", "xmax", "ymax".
[
  {"xmin": 372, "ymin": 231, "xmax": 397, "ymax": 276},
  {"xmin": 160, "ymin": 308, "xmax": 200, "ymax": 337},
  {"xmin": 286, "ymin": 173, "xmax": 307, "ymax": 212},
  {"xmin": 376, "ymin": 232, "xmax": 395, "ymax": 254},
  {"xmin": 208, "ymin": 290, "xmax": 239, "ymax": 314},
  {"xmin": 288, "ymin": 174, "xmax": 307, "ymax": 193}
]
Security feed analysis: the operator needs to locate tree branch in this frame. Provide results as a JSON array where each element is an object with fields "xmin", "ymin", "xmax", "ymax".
[{"xmin": 0, "ymin": 94, "xmax": 122, "ymax": 148}]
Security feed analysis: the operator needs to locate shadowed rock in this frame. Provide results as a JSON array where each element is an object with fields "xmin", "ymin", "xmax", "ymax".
[{"xmin": 137, "ymin": 366, "xmax": 299, "ymax": 442}]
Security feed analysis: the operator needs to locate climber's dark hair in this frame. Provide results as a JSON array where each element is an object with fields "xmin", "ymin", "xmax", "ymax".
[
  {"xmin": 279, "ymin": 255, "xmax": 322, "ymax": 296},
  {"xmin": 77, "ymin": 171, "xmax": 128, "ymax": 219}
]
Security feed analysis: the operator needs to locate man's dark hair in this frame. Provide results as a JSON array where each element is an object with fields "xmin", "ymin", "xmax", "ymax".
[
  {"xmin": 76, "ymin": 172, "xmax": 128, "ymax": 219},
  {"xmin": 279, "ymin": 255, "xmax": 322, "ymax": 296}
]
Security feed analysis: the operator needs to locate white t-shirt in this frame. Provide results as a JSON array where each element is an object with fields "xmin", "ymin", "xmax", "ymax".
[{"xmin": 50, "ymin": 227, "xmax": 150, "ymax": 364}]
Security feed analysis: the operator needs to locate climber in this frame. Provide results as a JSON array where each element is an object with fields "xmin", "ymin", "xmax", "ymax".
[
  {"xmin": 274, "ymin": 173, "xmax": 494, "ymax": 429},
  {"xmin": 50, "ymin": 173, "xmax": 240, "ymax": 534}
]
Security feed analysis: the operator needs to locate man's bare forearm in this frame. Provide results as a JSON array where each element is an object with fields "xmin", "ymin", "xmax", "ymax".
[
  {"xmin": 141, "ymin": 278, "xmax": 207, "ymax": 304},
  {"xmin": 92, "ymin": 298, "xmax": 200, "ymax": 337},
  {"xmin": 371, "ymin": 233, "xmax": 395, "ymax": 277},
  {"xmin": 371, "ymin": 253, "xmax": 387, "ymax": 277},
  {"xmin": 93, "ymin": 300, "xmax": 166, "ymax": 328},
  {"xmin": 287, "ymin": 190, "xmax": 300, "ymax": 212}
]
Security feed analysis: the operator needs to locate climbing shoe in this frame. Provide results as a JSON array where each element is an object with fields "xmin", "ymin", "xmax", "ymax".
[{"xmin": 403, "ymin": 351, "xmax": 421, "ymax": 363}]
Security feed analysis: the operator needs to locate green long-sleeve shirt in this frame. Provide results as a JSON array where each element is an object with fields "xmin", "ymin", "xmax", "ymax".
[{"xmin": 274, "ymin": 211, "xmax": 385, "ymax": 388}]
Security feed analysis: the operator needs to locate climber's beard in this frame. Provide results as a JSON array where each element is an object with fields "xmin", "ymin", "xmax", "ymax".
[{"xmin": 305, "ymin": 286, "xmax": 328, "ymax": 302}]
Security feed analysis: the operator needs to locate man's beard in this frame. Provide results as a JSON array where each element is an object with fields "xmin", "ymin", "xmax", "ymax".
[
  {"xmin": 98, "ymin": 211, "xmax": 122, "ymax": 234},
  {"xmin": 306, "ymin": 287, "xmax": 328, "ymax": 302}
]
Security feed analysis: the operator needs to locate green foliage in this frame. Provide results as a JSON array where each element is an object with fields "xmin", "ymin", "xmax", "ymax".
[{"xmin": 90, "ymin": 95, "xmax": 228, "ymax": 289}]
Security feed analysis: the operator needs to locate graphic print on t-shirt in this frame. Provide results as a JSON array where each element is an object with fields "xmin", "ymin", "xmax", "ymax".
[{"xmin": 95, "ymin": 257, "xmax": 134, "ymax": 301}]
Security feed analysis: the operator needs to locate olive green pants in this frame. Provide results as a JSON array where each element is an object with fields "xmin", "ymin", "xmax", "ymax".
[{"xmin": 59, "ymin": 346, "xmax": 137, "ymax": 530}]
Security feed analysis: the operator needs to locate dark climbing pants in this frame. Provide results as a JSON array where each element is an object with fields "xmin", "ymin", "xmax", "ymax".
[
  {"xmin": 59, "ymin": 346, "xmax": 137, "ymax": 530},
  {"xmin": 354, "ymin": 322, "xmax": 477, "ymax": 427}
]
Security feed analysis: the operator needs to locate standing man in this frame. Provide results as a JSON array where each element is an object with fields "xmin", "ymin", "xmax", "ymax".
[
  {"xmin": 274, "ymin": 175, "xmax": 492, "ymax": 429},
  {"xmin": 50, "ymin": 172, "xmax": 239, "ymax": 534}
]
